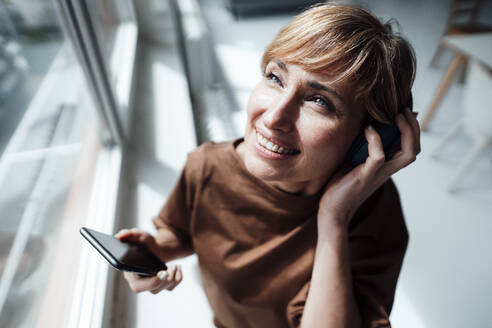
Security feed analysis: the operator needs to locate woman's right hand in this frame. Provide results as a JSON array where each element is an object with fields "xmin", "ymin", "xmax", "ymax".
[{"xmin": 115, "ymin": 228, "xmax": 183, "ymax": 294}]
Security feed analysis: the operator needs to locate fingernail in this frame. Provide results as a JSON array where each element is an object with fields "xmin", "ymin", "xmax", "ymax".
[
  {"xmin": 158, "ymin": 271, "xmax": 168, "ymax": 281},
  {"xmin": 412, "ymin": 111, "xmax": 419, "ymax": 117},
  {"xmin": 400, "ymin": 113, "xmax": 407, "ymax": 122},
  {"xmin": 367, "ymin": 125, "xmax": 374, "ymax": 131}
]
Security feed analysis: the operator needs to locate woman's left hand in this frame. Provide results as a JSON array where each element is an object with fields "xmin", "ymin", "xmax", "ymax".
[{"xmin": 317, "ymin": 108, "xmax": 420, "ymax": 234}]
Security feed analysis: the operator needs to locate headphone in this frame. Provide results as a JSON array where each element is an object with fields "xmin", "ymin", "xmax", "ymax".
[{"xmin": 345, "ymin": 92, "xmax": 413, "ymax": 167}]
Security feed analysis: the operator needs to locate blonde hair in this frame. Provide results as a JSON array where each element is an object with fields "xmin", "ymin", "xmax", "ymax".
[{"xmin": 261, "ymin": 3, "xmax": 416, "ymax": 124}]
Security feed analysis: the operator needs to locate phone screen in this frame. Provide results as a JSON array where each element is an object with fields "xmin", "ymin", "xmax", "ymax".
[{"xmin": 80, "ymin": 227, "xmax": 167, "ymax": 276}]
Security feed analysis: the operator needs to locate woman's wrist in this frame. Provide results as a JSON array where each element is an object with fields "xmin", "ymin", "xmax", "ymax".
[{"xmin": 316, "ymin": 209, "xmax": 350, "ymax": 242}]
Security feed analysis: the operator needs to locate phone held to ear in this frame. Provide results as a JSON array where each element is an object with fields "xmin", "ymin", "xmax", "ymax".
[
  {"xmin": 345, "ymin": 93, "xmax": 414, "ymax": 168},
  {"xmin": 80, "ymin": 227, "xmax": 167, "ymax": 277}
]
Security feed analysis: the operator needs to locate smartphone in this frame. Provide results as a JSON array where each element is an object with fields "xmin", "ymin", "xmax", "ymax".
[
  {"xmin": 80, "ymin": 227, "xmax": 167, "ymax": 277},
  {"xmin": 345, "ymin": 93, "xmax": 414, "ymax": 167}
]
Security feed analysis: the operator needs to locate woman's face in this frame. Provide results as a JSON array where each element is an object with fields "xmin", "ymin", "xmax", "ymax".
[{"xmin": 240, "ymin": 60, "xmax": 365, "ymax": 195}]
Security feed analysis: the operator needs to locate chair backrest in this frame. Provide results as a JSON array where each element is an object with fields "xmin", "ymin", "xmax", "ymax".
[
  {"xmin": 463, "ymin": 59, "xmax": 492, "ymax": 139},
  {"xmin": 445, "ymin": 0, "xmax": 484, "ymax": 31}
]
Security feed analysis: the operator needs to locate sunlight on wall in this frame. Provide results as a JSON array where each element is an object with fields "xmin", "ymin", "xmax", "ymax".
[
  {"xmin": 151, "ymin": 61, "xmax": 196, "ymax": 171},
  {"xmin": 216, "ymin": 44, "xmax": 262, "ymax": 90}
]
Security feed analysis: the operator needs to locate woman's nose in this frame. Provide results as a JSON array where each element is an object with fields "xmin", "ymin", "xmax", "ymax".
[{"xmin": 263, "ymin": 92, "xmax": 297, "ymax": 132}]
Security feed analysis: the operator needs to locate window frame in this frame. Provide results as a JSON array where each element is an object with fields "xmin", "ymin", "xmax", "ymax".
[{"xmin": 0, "ymin": 0, "xmax": 138, "ymax": 325}]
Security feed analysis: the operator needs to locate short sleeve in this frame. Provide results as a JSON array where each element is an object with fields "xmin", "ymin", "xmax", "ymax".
[
  {"xmin": 285, "ymin": 179, "xmax": 408, "ymax": 328},
  {"xmin": 349, "ymin": 179, "xmax": 409, "ymax": 327},
  {"xmin": 152, "ymin": 149, "xmax": 205, "ymax": 251}
]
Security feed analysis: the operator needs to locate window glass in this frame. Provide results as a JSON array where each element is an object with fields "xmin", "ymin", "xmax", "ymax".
[
  {"xmin": 85, "ymin": 0, "xmax": 137, "ymax": 139},
  {"xmin": 0, "ymin": 1, "xmax": 100, "ymax": 326}
]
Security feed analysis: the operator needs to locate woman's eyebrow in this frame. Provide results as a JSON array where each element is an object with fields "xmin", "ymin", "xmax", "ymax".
[
  {"xmin": 308, "ymin": 80, "xmax": 345, "ymax": 104},
  {"xmin": 272, "ymin": 59, "xmax": 288, "ymax": 72},
  {"xmin": 270, "ymin": 59, "xmax": 345, "ymax": 104}
]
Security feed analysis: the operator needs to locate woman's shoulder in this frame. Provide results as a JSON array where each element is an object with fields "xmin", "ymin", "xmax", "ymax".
[
  {"xmin": 188, "ymin": 139, "xmax": 236, "ymax": 164},
  {"xmin": 349, "ymin": 178, "xmax": 408, "ymax": 240},
  {"xmin": 193, "ymin": 139, "xmax": 233, "ymax": 154},
  {"xmin": 361, "ymin": 178, "xmax": 401, "ymax": 213},
  {"xmin": 184, "ymin": 139, "xmax": 239, "ymax": 179}
]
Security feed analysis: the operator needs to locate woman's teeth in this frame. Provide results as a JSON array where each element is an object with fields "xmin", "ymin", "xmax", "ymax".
[{"xmin": 256, "ymin": 131, "xmax": 298, "ymax": 155}]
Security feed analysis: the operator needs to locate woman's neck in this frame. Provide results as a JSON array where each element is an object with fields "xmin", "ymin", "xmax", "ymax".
[{"xmin": 235, "ymin": 141, "xmax": 327, "ymax": 196}]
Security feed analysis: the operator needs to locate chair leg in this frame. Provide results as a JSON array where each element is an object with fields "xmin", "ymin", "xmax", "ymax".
[
  {"xmin": 458, "ymin": 58, "xmax": 468, "ymax": 84},
  {"xmin": 421, "ymin": 54, "xmax": 466, "ymax": 131},
  {"xmin": 447, "ymin": 137, "xmax": 490, "ymax": 193},
  {"xmin": 431, "ymin": 119, "xmax": 463, "ymax": 158},
  {"xmin": 430, "ymin": 43, "xmax": 445, "ymax": 67}
]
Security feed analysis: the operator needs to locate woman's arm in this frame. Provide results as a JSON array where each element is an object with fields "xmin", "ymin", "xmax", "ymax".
[
  {"xmin": 154, "ymin": 226, "xmax": 194, "ymax": 262},
  {"xmin": 301, "ymin": 108, "xmax": 420, "ymax": 327},
  {"xmin": 301, "ymin": 222, "xmax": 360, "ymax": 328}
]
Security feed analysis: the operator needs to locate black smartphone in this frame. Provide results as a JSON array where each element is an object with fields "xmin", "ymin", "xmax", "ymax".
[
  {"xmin": 345, "ymin": 93, "xmax": 413, "ymax": 167},
  {"xmin": 80, "ymin": 227, "xmax": 167, "ymax": 277}
]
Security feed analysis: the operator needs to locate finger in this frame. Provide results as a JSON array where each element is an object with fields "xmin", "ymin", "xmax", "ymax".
[
  {"xmin": 130, "ymin": 228, "xmax": 146, "ymax": 237},
  {"xmin": 150, "ymin": 271, "xmax": 173, "ymax": 294},
  {"xmin": 116, "ymin": 228, "xmax": 144, "ymax": 243},
  {"xmin": 158, "ymin": 270, "xmax": 169, "ymax": 282},
  {"xmin": 151, "ymin": 268, "xmax": 176, "ymax": 294},
  {"xmin": 115, "ymin": 229, "xmax": 131, "ymax": 239},
  {"xmin": 150, "ymin": 286, "xmax": 166, "ymax": 294},
  {"xmin": 117, "ymin": 229, "xmax": 155, "ymax": 248},
  {"xmin": 158, "ymin": 265, "xmax": 177, "ymax": 292},
  {"xmin": 403, "ymin": 108, "xmax": 421, "ymax": 154},
  {"xmin": 137, "ymin": 232, "xmax": 155, "ymax": 248},
  {"xmin": 167, "ymin": 265, "xmax": 183, "ymax": 291},
  {"xmin": 166, "ymin": 265, "xmax": 177, "ymax": 283},
  {"xmin": 361, "ymin": 125, "xmax": 385, "ymax": 176},
  {"xmin": 393, "ymin": 114, "xmax": 417, "ymax": 167},
  {"xmin": 128, "ymin": 275, "xmax": 162, "ymax": 293},
  {"xmin": 123, "ymin": 271, "xmax": 142, "ymax": 282},
  {"xmin": 121, "ymin": 228, "xmax": 154, "ymax": 249}
]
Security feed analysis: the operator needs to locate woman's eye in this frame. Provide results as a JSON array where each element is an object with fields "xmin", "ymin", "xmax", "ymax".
[
  {"xmin": 308, "ymin": 96, "xmax": 337, "ymax": 113},
  {"xmin": 312, "ymin": 96, "xmax": 329, "ymax": 108},
  {"xmin": 266, "ymin": 72, "xmax": 282, "ymax": 86}
]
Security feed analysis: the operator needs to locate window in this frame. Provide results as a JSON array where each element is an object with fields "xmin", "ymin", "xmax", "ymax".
[
  {"xmin": 83, "ymin": 0, "xmax": 138, "ymax": 140},
  {"xmin": 0, "ymin": 0, "xmax": 137, "ymax": 326}
]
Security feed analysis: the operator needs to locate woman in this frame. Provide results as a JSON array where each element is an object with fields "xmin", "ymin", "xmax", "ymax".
[{"xmin": 116, "ymin": 3, "xmax": 420, "ymax": 327}]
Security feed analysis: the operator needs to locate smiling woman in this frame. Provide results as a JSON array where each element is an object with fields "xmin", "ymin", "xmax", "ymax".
[
  {"xmin": 239, "ymin": 61, "xmax": 363, "ymax": 195},
  {"xmin": 117, "ymin": 3, "xmax": 419, "ymax": 328}
]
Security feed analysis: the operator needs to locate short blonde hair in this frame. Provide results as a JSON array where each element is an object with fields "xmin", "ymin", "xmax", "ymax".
[{"xmin": 261, "ymin": 3, "xmax": 416, "ymax": 124}]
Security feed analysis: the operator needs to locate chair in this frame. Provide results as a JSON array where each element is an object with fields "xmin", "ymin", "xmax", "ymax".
[
  {"xmin": 431, "ymin": 0, "xmax": 492, "ymax": 67},
  {"xmin": 431, "ymin": 59, "xmax": 492, "ymax": 192}
]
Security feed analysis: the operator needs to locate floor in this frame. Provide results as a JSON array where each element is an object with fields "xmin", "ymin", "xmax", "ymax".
[{"xmin": 115, "ymin": 0, "xmax": 492, "ymax": 327}]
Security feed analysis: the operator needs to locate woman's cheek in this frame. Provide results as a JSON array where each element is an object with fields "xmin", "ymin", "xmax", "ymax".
[
  {"xmin": 247, "ymin": 90, "xmax": 262, "ymax": 117},
  {"xmin": 303, "ymin": 124, "xmax": 349, "ymax": 164}
]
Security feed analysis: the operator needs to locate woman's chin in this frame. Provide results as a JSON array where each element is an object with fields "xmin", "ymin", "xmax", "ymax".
[{"xmin": 243, "ymin": 154, "xmax": 285, "ymax": 182}]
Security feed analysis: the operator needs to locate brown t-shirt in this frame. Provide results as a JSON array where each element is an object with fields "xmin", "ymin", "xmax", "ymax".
[{"xmin": 153, "ymin": 139, "xmax": 408, "ymax": 328}]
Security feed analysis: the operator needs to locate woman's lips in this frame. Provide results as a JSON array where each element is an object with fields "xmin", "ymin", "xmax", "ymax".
[{"xmin": 255, "ymin": 130, "xmax": 300, "ymax": 158}]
